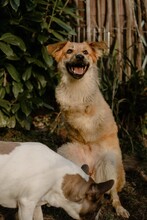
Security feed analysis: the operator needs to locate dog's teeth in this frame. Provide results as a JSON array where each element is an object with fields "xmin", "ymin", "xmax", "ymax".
[{"xmin": 70, "ymin": 66, "xmax": 87, "ymax": 75}]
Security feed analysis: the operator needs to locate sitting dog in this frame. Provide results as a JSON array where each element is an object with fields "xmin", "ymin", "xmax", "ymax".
[
  {"xmin": 0, "ymin": 141, "xmax": 114, "ymax": 220},
  {"xmin": 47, "ymin": 41, "xmax": 130, "ymax": 218}
]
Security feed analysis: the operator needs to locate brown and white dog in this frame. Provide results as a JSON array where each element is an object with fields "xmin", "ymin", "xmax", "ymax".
[
  {"xmin": 47, "ymin": 41, "xmax": 130, "ymax": 218},
  {"xmin": 0, "ymin": 141, "xmax": 114, "ymax": 220}
]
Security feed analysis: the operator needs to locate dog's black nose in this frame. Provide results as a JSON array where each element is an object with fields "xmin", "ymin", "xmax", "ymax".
[{"xmin": 76, "ymin": 54, "xmax": 84, "ymax": 60}]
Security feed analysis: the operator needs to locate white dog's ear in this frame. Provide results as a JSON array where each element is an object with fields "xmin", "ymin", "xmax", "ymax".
[
  {"xmin": 47, "ymin": 41, "xmax": 68, "ymax": 61},
  {"xmin": 62, "ymin": 174, "xmax": 90, "ymax": 202},
  {"xmin": 88, "ymin": 41, "xmax": 108, "ymax": 58},
  {"xmin": 87, "ymin": 179, "xmax": 114, "ymax": 201},
  {"xmin": 81, "ymin": 164, "xmax": 89, "ymax": 175}
]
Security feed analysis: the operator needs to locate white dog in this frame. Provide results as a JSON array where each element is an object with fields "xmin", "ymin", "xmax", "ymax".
[{"xmin": 0, "ymin": 141, "xmax": 114, "ymax": 220}]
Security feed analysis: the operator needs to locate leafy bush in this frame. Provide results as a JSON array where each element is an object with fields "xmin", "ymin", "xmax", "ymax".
[{"xmin": 0, "ymin": 0, "xmax": 77, "ymax": 129}]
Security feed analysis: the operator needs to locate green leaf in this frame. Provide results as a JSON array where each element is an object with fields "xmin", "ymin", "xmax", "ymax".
[
  {"xmin": 25, "ymin": 57, "xmax": 35, "ymax": 64},
  {"xmin": 12, "ymin": 81, "xmax": 23, "ymax": 98},
  {"xmin": 25, "ymin": 0, "xmax": 36, "ymax": 11},
  {"xmin": 0, "ymin": 110, "xmax": 8, "ymax": 127},
  {"xmin": 25, "ymin": 81, "xmax": 33, "ymax": 91},
  {"xmin": 10, "ymin": 0, "xmax": 20, "ymax": 11},
  {"xmin": 11, "ymin": 103, "xmax": 20, "ymax": 114},
  {"xmin": 33, "ymin": 97, "xmax": 43, "ymax": 106},
  {"xmin": 43, "ymin": 103, "xmax": 54, "ymax": 110},
  {"xmin": 16, "ymin": 112, "xmax": 31, "ymax": 130},
  {"xmin": 25, "ymin": 57, "xmax": 46, "ymax": 69},
  {"xmin": 50, "ymin": 30, "xmax": 64, "ymax": 41},
  {"xmin": 0, "ymin": 42, "xmax": 14, "ymax": 56},
  {"xmin": 6, "ymin": 64, "xmax": 20, "ymax": 82},
  {"xmin": 68, "ymin": 29, "xmax": 77, "ymax": 35},
  {"xmin": 41, "ymin": 46, "xmax": 53, "ymax": 67},
  {"xmin": 5, "ymin": 83, "xmax": 11, "ymax": 94},
  {"xmin": 21, "ymin": 101, "xmax": 32, "ymax": 117},
  {"xmin": 52, "ymin": 17, "xmax": 72, "ymax": 32},
  {"xmin": 0, "ymin": 87, "xmax": 5, "ymax": 98},
  {"xmin": 35, "ymin": 74, "xmax": 47, "ymax": 88},
  {"xmin": 0, "ymin": 69, "xmax": 5, "ymax": 77},
  {"xmin": 0, "ymin": 33, "xmax": 26, "ymax": 51},
  {"xmin": 58, "ymin": 29, "xmax": 76, "ymax": 36},
  {"xmin": 61, "ymin": 7, "xmax": 78, "ymax": 19},
  {"xmin": 41, "ymin": 21, "xmax": 48, "ymax": 30},
  {"xmin": 0, "ymin": 79, "xmax": 3, "ymax": 86},
  {"xmin": 34, "ymin": 59, "xmax": 47, "ymax": 69},
  {"xmin": 22, "ymin": 66, "xmax": 32, "ymax": 81},
  {"xmin": 21, "ymin": 119, "xmax": 31, "ymax": 130},
  {"xmin": 36, "ymin": 0, "xmax": 48, "ymax": 5},
  {"xmin": 37, "ymin": 35, "xmax": 48, "ymax": 44},
  {"xmin": 1, "ymin": 0, "xmax": 9, "ymax": 7},
  {"xmin": 7, "ymin": 54, "xmax": 20, "ymax": 60},
  {"xmin": 0, "ymin": 99, "xmax": 11, "ymax": 111},
  {"xmin": 7, "ymin": 116, "xmax": 16, "ymax": 128},
  {"xmin": 24, "ymin": 12, "xmax": 43, "ymax": 22}
]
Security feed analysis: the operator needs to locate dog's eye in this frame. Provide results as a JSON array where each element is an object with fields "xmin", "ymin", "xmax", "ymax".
[
  {"xmin": 83, "ymin": 50, "xmax": 88, "ymax": 55},
  {"xmin": 66, "ymin": 49, "xmax": 73, "ymax": 54}
]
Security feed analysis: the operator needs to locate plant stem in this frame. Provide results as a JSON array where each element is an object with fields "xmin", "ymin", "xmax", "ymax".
[
  {"xmin": 59, "ymin": 0, "xmax": 70, "ymax": 16},
  {"xmin": 48, "ymin": 0, "xmax": 58, "ymax": 30}
]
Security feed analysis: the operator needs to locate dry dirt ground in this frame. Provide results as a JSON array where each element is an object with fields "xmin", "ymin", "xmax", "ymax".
[{"xmin": 0, "ymin": 121, "xmax": 147, "ymax": 220}]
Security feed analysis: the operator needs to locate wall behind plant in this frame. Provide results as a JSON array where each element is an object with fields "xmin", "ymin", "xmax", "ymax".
[{"xmin": 0, "ymin": 0, "xmax": 77, "ymax": 129}]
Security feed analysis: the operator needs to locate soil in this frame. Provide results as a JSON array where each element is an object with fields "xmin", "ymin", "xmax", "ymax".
[{"xmin": 0, "ymin": 117, "xmax": 146, "ymax": 220}]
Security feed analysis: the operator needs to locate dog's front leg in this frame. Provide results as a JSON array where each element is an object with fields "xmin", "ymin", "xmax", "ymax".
[
  {"xmin": 33, "ymin": 206, "xmax": 43, "ymax": 220},
  {"xmin": 111, "ymin": 190, "xmax": 130, "ymax": 218},
  {"xmin": 94, "ymin": 153, "xmax": 130, "ymax": 218},
  {"xmin": 18, "ymin": 200, "xmax": 36, "ymax": 220}
]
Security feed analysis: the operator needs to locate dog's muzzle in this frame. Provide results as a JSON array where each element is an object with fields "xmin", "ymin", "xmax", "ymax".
[{"xmin": 66, "ymin": 54, "xmax": 89, "ymax": 79}]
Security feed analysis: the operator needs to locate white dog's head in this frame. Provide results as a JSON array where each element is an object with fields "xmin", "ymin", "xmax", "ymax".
[
  {"xmin": 43, "ymin": 164, "xmax": 113, "ymax": 220},
  {"xmin": 60, "ymin": 173, "xmax": 114, "ymax": 220},
  {"xmin": 47, "ymin": 41, "xmax": 107, "ymax": 80}
]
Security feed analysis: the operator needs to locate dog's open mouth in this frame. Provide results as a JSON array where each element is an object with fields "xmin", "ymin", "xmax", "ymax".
[{"xmin": 66, "ymin": 63, "xmax": 89, "ymax": 79}]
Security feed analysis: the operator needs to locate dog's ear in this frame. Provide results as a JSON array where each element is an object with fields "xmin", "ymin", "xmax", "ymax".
[
  {"xmin": 88, "ymin": 41, "xmax": 108, "ymax": 58},
  {"xmin": 86, "ymin": 179, "xmax": 114, "ymax": 201},
  {"xmin": 81, "ymin": 164, "xmax": 89, "ymax": 175},
  {"xmin": 47, "ymin": 41, "xmax": 68, "ymax": 61},
  {"xmin": 62, "ymin": 174, "xmax": 114, "ymax": 203},
  {"xmin": 62, "ymin": 174, "xmax": 91, "ymax": 202}
]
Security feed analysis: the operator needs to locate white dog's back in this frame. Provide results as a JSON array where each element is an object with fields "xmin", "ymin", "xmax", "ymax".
[{"xmin": 0, "ymin": 141, "xmax": 114, "ymax": 220}]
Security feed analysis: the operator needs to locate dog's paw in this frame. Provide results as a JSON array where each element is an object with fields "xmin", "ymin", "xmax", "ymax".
[{"xmin": 116, "ymin": 206, "xmax": 130, "ymax": 218}]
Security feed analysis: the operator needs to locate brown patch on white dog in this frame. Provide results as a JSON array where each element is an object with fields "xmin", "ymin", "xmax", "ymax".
[
  {"xmin": 0, "ymin": 141, "xmax": 20, "ymax": 155},
  {"xmin": 62, "ymin": 173, "xmax": 114, "ymax": 220},
  {"xmin": 62, "ymin": 174, "xmax": 92, "ymax": 202}
]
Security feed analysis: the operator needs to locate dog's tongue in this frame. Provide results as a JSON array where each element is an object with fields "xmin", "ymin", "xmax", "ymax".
[{"xmin": 73, "ymin": 67, "xmax": 84, "ymax": 74}]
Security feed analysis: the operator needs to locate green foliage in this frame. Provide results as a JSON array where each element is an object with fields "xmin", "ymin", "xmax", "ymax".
[
  {"xmin": 0, "ymin": 0, "xmax": 77, "ymax": 129},
  {"xmin": 99, "ymin": 54, "xmax": 147, "ymax": 154}
]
